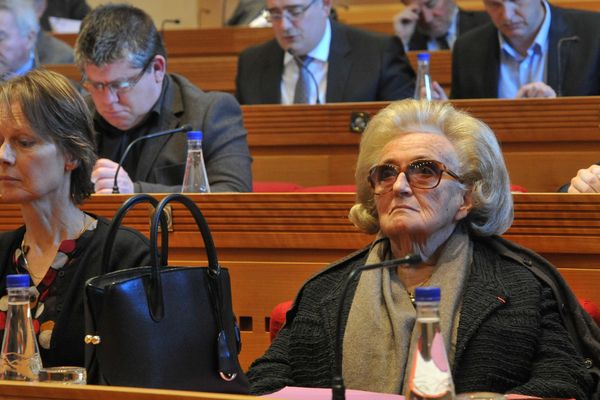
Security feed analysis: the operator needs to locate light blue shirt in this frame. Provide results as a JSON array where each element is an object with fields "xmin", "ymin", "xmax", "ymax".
[
  {"xmin": 497, "ymin": 1, "xmax": 551, "ymax": 99},
  {"xmin": 13, "ymin": 51, "xmax": 35, "ymax": 77},
  {"xmin": 281, "ymin": 19, "xmax": 331, "ymax": 104},
  {"xmin": 426, "ymin": 7, "xmax": 459, "ymax": 51}
]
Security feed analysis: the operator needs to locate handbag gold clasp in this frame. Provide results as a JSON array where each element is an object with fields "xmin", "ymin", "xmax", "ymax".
[{"xmin": 84, "ymin": 335, "xmax": 101, "ymax": 345}]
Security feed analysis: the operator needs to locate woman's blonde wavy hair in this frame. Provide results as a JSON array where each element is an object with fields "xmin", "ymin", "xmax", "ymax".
[{"xmin": 349, "ymin": 99, "xmax": 513, "ymax": 237}]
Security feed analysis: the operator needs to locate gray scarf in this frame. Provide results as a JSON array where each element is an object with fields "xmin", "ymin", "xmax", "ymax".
[{"xmin": 342, "ymin": 227, "xmax": 472, "ymax": 394}]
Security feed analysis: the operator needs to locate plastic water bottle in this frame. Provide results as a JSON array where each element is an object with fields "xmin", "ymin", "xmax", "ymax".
[
  {"xmin": 181, "ymin": 130, "xmax": 210, "ymax": 193},
  {"xmin": 405, "ymin": 286, "xmax": 455, "ymax": 400},
  {"xmin": 414, "ymin": 53, "xmax": 433, "ymax": 101},
  {"xmin": 0, "ymin": 274, "xmax": 42, "ymax": 381}
]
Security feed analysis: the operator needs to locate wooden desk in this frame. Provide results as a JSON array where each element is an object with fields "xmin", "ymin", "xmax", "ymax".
[
  {"xmin": 44, "ymin": 57, "xmax": 238, "ymax": 94},
  {"xmin": 1, "ymin": 193, "xmax": 599, "ymax": 370},
  {"xmin": 53, "ymin": 24, "xmax": 392, "ymax": 56},
  {"xmin": 244, "ymin": 97, "xmax": 600, "ymax": 193},
  {"xmin": 336, "ymin": 0, "xmax": 600, "ymax": 24},
  {"xmin": 0, "ymin": 380, "xmax": 258, "ymax": 400}
]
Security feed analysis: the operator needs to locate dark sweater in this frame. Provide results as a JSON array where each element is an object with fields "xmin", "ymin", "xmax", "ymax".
[
  {"xmin": 248, "ymin": 236, "xmax": 595, "ymax": 399},
  {"xmin": 0, "ymin": 216, "xmax": 151, "ymax": 367}
]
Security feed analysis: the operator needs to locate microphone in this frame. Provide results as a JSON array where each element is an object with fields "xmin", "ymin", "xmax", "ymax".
[
  {"xmin": 160, "ymin": 18, "xmax": 181, "ymax": 39},
  {"xmin": 111, "ymin": 124, "xmax": 193, "ymax": 194},
  {"xmin": 331, "ymin": 253, "xmax": 422, "ymax": 400},
  {"xmin": 288, "ymin": 50, "xmax": 321, "ymax": 104},
  {"xmin": 556, "ymin": 36, "xmax": 579, "ymax": 97}
]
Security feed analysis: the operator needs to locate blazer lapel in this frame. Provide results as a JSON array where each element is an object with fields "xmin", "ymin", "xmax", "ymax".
[
  {"xmin": 260, "ymin": 41, "xmax": 284, "ymax": 104},
  {"xmin": 546, "ymin": 6, "xmax": 572, "ymax": 95},
  {"xmin": 409, "ymin": 31, "xmax": 429, "ymax": 51},
  {"xmin": 136, "ymin": 76, "xmax": 181, "ymax": 181},
  {"xmin": 326, "ymin": 22, "xmax": 352, "ymax": 103},
  {"xmin": 480, "ymin": 28, "xmax": 501, "ymax": 98}
]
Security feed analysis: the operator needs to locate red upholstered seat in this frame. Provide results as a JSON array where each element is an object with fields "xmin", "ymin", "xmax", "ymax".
[
  {"xmin": 579, "ymin": 298, "xmax": 600, "ymax": 326},
  {"xmin": 296, "ymin": 185, "xmax": 356, "ymax": 192},
  {"xmin": 252, "ymin": 181, "xmax": 304, "ymax": 192},
  {"xmin": 269, "ymin": 297, "xmax": 600, "ymax": 342},
  {"xmin": 510, "ymin": 184, "xmax": 528, "ymax": 193},
  {"xmin": 269, "ymin": 300, "xmax": 294, "ymax": 342}
]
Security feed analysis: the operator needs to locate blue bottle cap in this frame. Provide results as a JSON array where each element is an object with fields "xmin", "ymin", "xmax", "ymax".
[
  {"xmin": 187, "ymin": 130, "xmax": 203, "ymax": 141},
  {"xmin": 6, "ymin": 274, "xmax": 30, "ymax": 288},
  {"xmin": 417, "ymin": 53, "xmax": 430, "ymax": 61},
  {"xmin": 415, "ymin": 286, "xmax": 440, "ymax": 302}
]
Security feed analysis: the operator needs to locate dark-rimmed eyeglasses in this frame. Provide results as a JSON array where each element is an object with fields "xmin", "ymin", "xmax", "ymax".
[
  {"xmin": 81, "ymin": 56, "xmax": 155, "ymax": 95},
  {"xmin": 368, "ymin": 159, "xmax": 462, "ymax": 194},
  {"xmin": 263, "ymin": 0, "xmax": 319, "ymax": 23}
]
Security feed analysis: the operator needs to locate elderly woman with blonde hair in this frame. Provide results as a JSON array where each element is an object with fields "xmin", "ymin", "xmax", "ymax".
[{"xmin": 247, "ymin": 100, "xmax": 595, "ymax": 399}]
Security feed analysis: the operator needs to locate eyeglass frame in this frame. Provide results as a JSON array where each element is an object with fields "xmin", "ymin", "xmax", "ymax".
[
  {"xmin": 367, "ymin": 159, "xmax": 463, "ymax": 195},
  {"xmin": 81, "ymin": 56, "xmax": 156, "ymax": 95},
  {"xmin": 263, "ymin": 0, "xmax": 319, "ymax": 23}
]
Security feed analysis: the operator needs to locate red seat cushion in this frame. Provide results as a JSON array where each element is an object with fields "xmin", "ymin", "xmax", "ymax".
[
  {"xmin": 269, "ymin": 300, "xmax": 294, "ymax": 342},
  {"xmin": 296, "ymin": 185, "xmax": 356, "ymax": 192},
  {"xmin": 579, "ymin": 298, "xmax": 600, "ymax": 326},
  {"xmin": 253, "ymin": 181, "xmax": 304, "ymax": 192},
  {"xmin": 510, "ymin": 184, "xmax": 528, "ymax": 193}
]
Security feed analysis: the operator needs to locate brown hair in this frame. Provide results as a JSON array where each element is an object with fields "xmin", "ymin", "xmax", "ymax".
[{"xmin": 0, "ymin": 69, "xmax": 96, "ymax": 204}]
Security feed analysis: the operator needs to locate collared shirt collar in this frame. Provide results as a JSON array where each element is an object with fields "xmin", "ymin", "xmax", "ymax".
[
  {"xmin": 498, "ymin": 0, "xmax": 551, "ymax": 60},
  {"xmin": 444, "ymin": 6, "xmax": 459, "ymax": 48},
  {"xmin": 283, "ymin": 18, "xmax": 331, "ymax": 66},
  {"xmin": 13, "ymin": 51, "xmax": 35, "ymax": 77}
]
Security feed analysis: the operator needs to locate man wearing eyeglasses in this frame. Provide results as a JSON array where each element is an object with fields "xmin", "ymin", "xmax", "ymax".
[
  {"xmin": 74, "ymin": 4, "xmax": 252, "ymax": 194},
  {"xmin": 235, "ymin": 0, "xmax": 415, "ymax": 105},
  {"xmin": 447, "ymin": 0, "xmax": 600, "ymax": 99},
  {"xmin": 393, "ymin": 0, "xmax": 489, "ymax": 52}
]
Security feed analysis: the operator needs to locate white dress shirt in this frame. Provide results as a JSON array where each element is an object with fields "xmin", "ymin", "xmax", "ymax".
[{"xmin": 281, "ymin": 20, "xmax": 331, "ymax": 105}]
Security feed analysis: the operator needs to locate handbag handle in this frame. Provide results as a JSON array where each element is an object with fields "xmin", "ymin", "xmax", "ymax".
[
  {"xmin": 149, "ymin": 194, "xmax": 238, "ymax": 380},
  {"xmin": 101, "ymin": 194, "xmax": 169, "ymax": 275},
  {"xmin": 148, "ymin": 193, "xmax": 220, "ymax": 322}
]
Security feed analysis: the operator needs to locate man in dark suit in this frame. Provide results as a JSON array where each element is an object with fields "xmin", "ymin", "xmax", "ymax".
[
  {"xmin": 75, "ymin": 4, "xmax": 252, "ymax": 193},
  {"xmin": 0, "ymin": 0, "xmax": 72, "ymax": 81},
  {"xmin": 236, "ymin": 0, "xmax": 415, "ymax": 105},
  {"xmin": 393, "ymin": 0, "xmax": 489, "ymax": 51},
  {"xmin": 449, "ymin": 0, "xmax": 600, "ymax": 99}
]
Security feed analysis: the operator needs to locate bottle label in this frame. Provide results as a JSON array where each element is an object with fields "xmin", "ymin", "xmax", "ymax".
[{"xmin": 408, "ymin": 331, "xmax": 453, "ymax": 398}]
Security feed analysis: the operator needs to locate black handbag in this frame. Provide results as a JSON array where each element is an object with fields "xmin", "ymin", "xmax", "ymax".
[{"xmin": 84, "ymin": 193, "xmax": 249, "ymax": 393}]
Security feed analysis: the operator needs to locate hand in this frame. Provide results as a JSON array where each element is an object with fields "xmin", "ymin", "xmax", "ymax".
[
  {"xmin": 430, "ymin": 81, "xmax": 448, "ymax": 100},
  {"xmin": 92, "ymin": 158, "xmax": 135, "ymax": 194},
  {"xmin": 393, "ymin": 4, "xmax": 420, "ymax": 44},
  {"xmin": 516, "ymin": 82, "xmax": 557, "ymax": 98},
  {"xmin": 568, "ymin": 164, "xmax": 600, "ymax": 193}
]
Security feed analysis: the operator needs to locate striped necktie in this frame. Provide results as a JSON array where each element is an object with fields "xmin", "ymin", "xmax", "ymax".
[{"xmin": 293, "ymin": 56, "xmax": 314, "ymax": 104}]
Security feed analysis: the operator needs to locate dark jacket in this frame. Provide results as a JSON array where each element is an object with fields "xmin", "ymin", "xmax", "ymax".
[
  {"xmin": 36, "ymin": 31, "xmax": 74, "ymax": 65},
  {"xmin": 248, "ymin": 235, "xmax": 598, "ymax": 399},
  {"xmin": 0, "ymin": 216, "xmax": 151, "ymax": 367},
  {"xmin": 407, "ymin": 8, "xmax": 490, "ymax": 51},
  {"xmin": 236, "ymin": 20, "xmax": 415, "ymax": 104},
  {"xmin": 91, "ymin": 73, "xmax": 253, "ymax": 193},
  {"xmin": 451, "ymin": 5, "xmax": 600, "ymax": 98}
]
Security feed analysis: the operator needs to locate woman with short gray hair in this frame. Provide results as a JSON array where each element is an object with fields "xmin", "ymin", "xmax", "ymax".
[{"xmin": 248, "ymin": 99, "xmax": 594, "ymax": 399}]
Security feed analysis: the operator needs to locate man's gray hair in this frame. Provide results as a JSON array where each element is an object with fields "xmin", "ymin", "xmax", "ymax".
[
  {"xmin": 74, "ymin": 3, "xmax": 166, "ymax": 70},
  {"xmin": 0, "ymin": 0, "xmax": 39, "ymax": 38}
]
